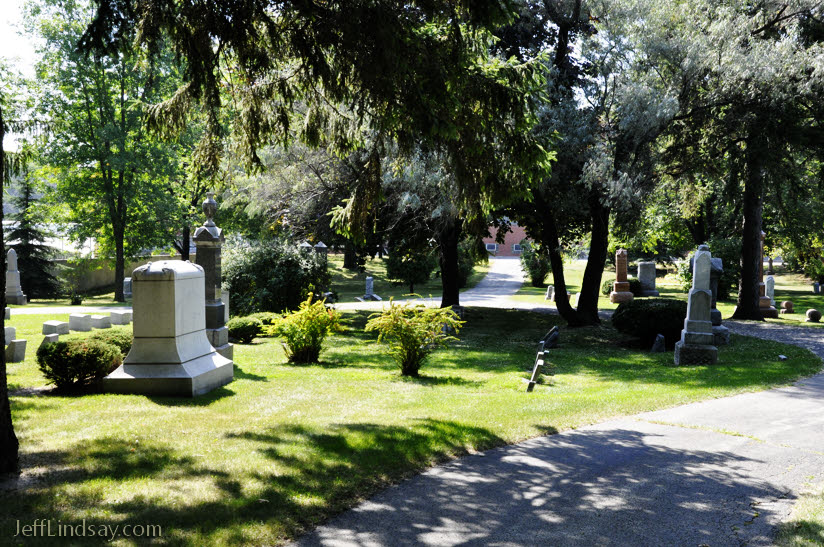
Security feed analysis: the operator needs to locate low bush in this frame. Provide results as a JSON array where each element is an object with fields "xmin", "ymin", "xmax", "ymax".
[
  {"xmin": 601, "ymin": 278, "xmax": 614, "ymax": 296},
  {"xmin": 273, "ymin": 296, "xmax": 342, "ymax": 363},
  {"xmin": 612, "ymin": 298, "xmax": 687, "ymax": 347},
  {"xmin": 365, "ymin": 298, "xmax": 464, "ymax": 376},
  {"xmin": 36, "ymin": 339, "xmax": 122, "ymax": 391},
  {"xmin": 88, "ymin": 328, "xmax": 132, "ymax": 356},
  {"xmin": 520, "ymin": 242, "xmax": 551, "ymax": 287},
  {"xmin": 227, "ymin": 316, "xmax": 263, "ymax": 344},
  {"xmin": 628, "ymin": 278, "xmax": 643, "ymax": 297},
  {"xmin": 249, "ymin": 312, "xmax": 279, "ymax": 328}
]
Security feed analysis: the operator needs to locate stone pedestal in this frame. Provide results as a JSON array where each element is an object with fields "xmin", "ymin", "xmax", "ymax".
[
  {"xmin": 104, "ymin": 260, "xmax": 233, "ymax": 397},
  {"xmin": 609, "ymin": 249, "xmax": 634, "ymax": 304},
  {"xmin": 637, "ymin": 262, "xmax": 659, "ymax": 297},
  {"xmin": 194, "ymin": 192, "xmax": 233, "ymax": 360},
  {"xmin": 674, "ymin": 246, "xmax": 718, "ymax": 366},
  {"xmin": 359, "ymin": 276, "xmax": 382, "ymax": 301},
  {"xmin": 5, "ymin": 249, "xmax": 27, "ymax": 305}
]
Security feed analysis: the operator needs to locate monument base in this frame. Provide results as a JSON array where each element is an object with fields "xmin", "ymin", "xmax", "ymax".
[
  {"xmin": 674, "ymin": 341, "xmax": 718, "ymax": 366},
  {"xmin": 712, "ymin": 325, "xmax": 730, "ymax": 346},
  {"xmin": 104, "ymin": 352, "xmax": 234, "ymax": 397},
  {"xmin": 609, "ymin": 291, "xmax": 634, "ymax": 304},
  {"xmin": 6, "ymin": 293, "xmax": 26, "ymax": 305},
  {"xmin": 640, "ymin": 290, "xmax": 659, "ymax": 297},
  {"xmin": 760, "ymin": 307, "xmax": 779, "ymax": 319},
  {"xmin": 710, "ymin": 309, "xmax": 722, "ymax": 326}
]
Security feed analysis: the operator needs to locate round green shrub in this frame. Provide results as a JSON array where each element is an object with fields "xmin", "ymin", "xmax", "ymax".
[
  {"xmin": 520, "ymin": 242, "xmax": 551, "ymax": 288},
  {"xmin": 249, "ymin": 312, "xmax": 279, "ymax": 327},
  {"xmin": 88, "ymin": 328, "xmax": 132, "ymax": 356},
  {"xmin": 601, "ymin": 278, "xmax": 614, "ymax": 296},
  {"xmin": 611, "ymin": 298, "xmax": 687, "ymax": 347},
  {"xmin": 227, "ymin": 316, "xmax": 263, "ymax": 344},
  {"xmin": 628, "ymin": 278, "xmax": 643, "ymax": 297},
  {"xmin": 36, "ymin": 339, "xmax": 122, "ymax": 391},
  {"xmin": 274, "ymin": 296, "xmax": 342, "ymax": 363},
  {"xmin": 222, "ymin": 239, "xmax": 329, "ymax": 315}
]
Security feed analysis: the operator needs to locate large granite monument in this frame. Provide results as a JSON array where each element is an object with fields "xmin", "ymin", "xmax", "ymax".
[
  {"xmin": 674, "ymin": 245, "xmax": 718, "ymax": 366},
  {"xmin": 104, "ymin": 260, "xmax": 234, "ymax": 397},
  {"xmin": 5, "ymin": 249, "xmax": 27, "ymax": 305},
  {"xmin": 609, "ymin": 249, "xmax": 634, "ymax": 304},
  {"xmin": 194, "ymin": 192, "xmax": 232, "ymax": 360},
  {"xmin": 637, "ymin": 261, "xmax": 659, "ymax": 297}
]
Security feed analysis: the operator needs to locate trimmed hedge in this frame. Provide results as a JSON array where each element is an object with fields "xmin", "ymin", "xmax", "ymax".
[
  {"xmin": 227, "ymin": 316, "xmax": 263, "ymax": 344},
  {"xmin": 601, "ymin": 278, "xmax": 643, "ymax": 297},
  {"xmin": 88, "ymin": 329, "xmax": 132, "ymax": 356},
  {"xmin": 611, "ymin": 298, "xmax": 687, "ymax": 347},
  {"xmin": 36, "ymin": 339, "xmax": 122, "ymax": 391}
]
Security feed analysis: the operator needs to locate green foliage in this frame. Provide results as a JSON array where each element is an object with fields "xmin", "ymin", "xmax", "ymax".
[
  {"xmin": 87, "ymin": 329, "xmax": 132, "ymax": 356},
  {"xmin": 36, "ymin": 339, "xmax": 122, "ymax": 391},
  {"xmin": 227, "ymin": 317, "xmax": 263, "ymax": 344},
  {"xmin": 248, "ymin": 312, "xmax": 279, "ymax": 327},
  {"xmin": 628, "ymin": 278, "xmax": 643, "ymax": 297},
  {"xmin": 456, "ymin": 240, "xmax": 481, "ymax": 289},
  {"xmin": 676, "ymin": 238, "xmax": 741, "ymax": 299},
  {"xmin": 365, "ymin": 298, "xmax": 464, "ymax": 376},
  {"xmin": 385, "ymin": 248, "xmax": 438, "ymax": 294},
  {"xmin": 5, "ymin": 178, "xmax": 61, "ymax": 298},
  {"xmin": 601, "ymin": 278, "xmax": 614, "ymax": 296},
  {"xmin": 519, "ymin": 242, "xmax": 551, "ymax": 287},
  {"xmin": 222, "ymin": 239, "xmax": 330, "ymax": 315},
  {"xmin": 273, "ymin": 296, "xmax": 342, "ymax": 363},
  {"xmin": 612, "ymin": 299, "xmax": 688, "ymax": 347}
]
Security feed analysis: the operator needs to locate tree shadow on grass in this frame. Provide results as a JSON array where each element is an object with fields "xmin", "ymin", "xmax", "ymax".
[
  {"xmin": 232, "ymin": 364, "xmax": 268, "ymax": 381},
  {"xmin": 0, "ymin": 419, "xmax": 504, "ymax": 545},
  {"xmin": 391, "ymin": 374, "xmax": 484, "ymax": 388}
]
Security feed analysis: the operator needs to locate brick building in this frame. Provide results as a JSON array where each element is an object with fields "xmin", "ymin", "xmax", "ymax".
[{"xmin": 482, "ymin": 223, "xmax": 529, "ymax": 257}]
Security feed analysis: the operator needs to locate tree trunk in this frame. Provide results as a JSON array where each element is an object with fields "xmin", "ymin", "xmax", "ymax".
[
  {"xmin": 113, "ymin": 222, "xmax": 126, "ymax": 302},
  {"xmin": 343, "ymin": 241, "xmax": 358, "ymax": 270},
  {"xmin": 576, "ymin": 194, "xmax": 609, "ymax": 325},
  {"xmin": 438, "ymin": 218, "xmax": 462, "ymax": 308},
  {"xmin": 179, "ymin": 225, "xmax": 191, "ymax": 261},
  {"xmin": 542, "ymin": 210, "xmax": 580, "ymax": 325},
  {"xmin": 0, "ymin": 105, "xmax": 20, "ymax": 474},
  {"xmin": 732, "ymin": 129, "xmax": 767, "ymax": 320}
]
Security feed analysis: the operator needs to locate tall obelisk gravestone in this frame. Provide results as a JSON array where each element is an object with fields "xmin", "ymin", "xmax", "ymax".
[
  {"xmin": 194, "ymin": 192, "xmax": 233, "ymax": 360},
  {"xmin": 5, "ymin": 249, "xmax": 27, "ymax": 305},
  {"xmin": 609, "ymin": 249, "xmax": 634, "ymax": 304},
  {"xmin": 674, "ymin": 245, "xmax": 718, "ymax": 366}
]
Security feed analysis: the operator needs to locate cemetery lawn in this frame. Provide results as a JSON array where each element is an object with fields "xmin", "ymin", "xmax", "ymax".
[
  {"xmin": 328, "ymin": 254, "xmax": 491, "ymax": 302},
  {"xmin": 776, "ymin": 481, "xmax": 824, "ymax": 546},
  {"xmin": 4, "ymin": 309, "xmax": 821, "ymax": 545}
]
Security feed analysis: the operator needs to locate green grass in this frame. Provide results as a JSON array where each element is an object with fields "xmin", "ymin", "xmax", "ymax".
[
  {"xmin": 776, "ymin": 481, "xmax": 824, "ymax": 546},
  {"xmin": 328, "ymin": 254, "xmax": 490, "ymax": 302},
  {"xmin": 9, "ymin": 291, "xmax": 127, "ymax": 309},
  {"xmin": 2, "ymin": 308, "xmax": 820, "ymax": 545}
]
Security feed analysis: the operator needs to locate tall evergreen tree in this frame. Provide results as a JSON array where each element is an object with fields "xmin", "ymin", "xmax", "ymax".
[{"xmin": 5, "ymin": 178, "xmax": 60, "ymax": 299}]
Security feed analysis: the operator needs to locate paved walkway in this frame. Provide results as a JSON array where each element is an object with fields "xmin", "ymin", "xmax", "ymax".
[{"xmin": 295, "ymin": 316, "xmax": 824, "ymax": 545}]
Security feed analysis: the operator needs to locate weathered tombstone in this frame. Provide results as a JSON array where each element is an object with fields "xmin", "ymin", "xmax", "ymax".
[
  {"xmin": 313, "ymin": 241, "xmax": 328, "ymax": 260},
  {"xmin": 545, "ymin": 285, "xmax": 555, "ymax": 301},
  {"xmin": 542, "ymin": 326, "xmax": 560, "ymax": 349},
  {"xmin": 3, "ymin": 307, "xmax": 9, "ymax": 320},
  {"xmin": 42, "ymin": 320, "xmax": 69, "ymax": 335},
  {"xmin": 298, "ymin": 241, "xmax": 313, "ymax": 253},
  {"xmin": 69, "ymin": 313, "xmax": 92, "ymax": 332},
  {"xmin": 5, "ymin": 339, "xmax": 26, "ymax": 363},
  {"xmin": 359, "ymin": 276, "xmax": 382, "ymax": 301},
  {"xmin": 766, "ymin": 275, "xmax": 776, "ymax": 307},
  {"xmin": 123, "ymin": 277, "xmax": 132, "ymax": 298},
  {"xmin": 637, "ymin": 262, "xmax": 659, "ymax": 297},
  {"xmin": 650, "ymin": 334, "xmax": 666, "ymax": 353},
  {"xmin": 806, "ymin": 309, "xmax": 822, "ymax": 323},
  {"xmin": 39, "ymin": 334, "xmax": 59, "ymax": 349},
  {"xmin": 708, "ymin": 257, "xmax": 729, "ymax": 345},
  {"xmin": 674, "ymin": 245, "xmax": 718, "ymax": 366},
  {"xmin": 609, "ymin": 249, "xmax": 634, "ymax": 304},
  {"xmin": 4, "ymin": 327, "xmax": 15, "ymax": 342},
  {"xmin": 194, "ymin": 192, "xmax": 233, "ymax": 360},
  {"xmin": 573, "ymin": 292, "xmax": 582, "ymax": 308},
  {"xmin": 780, "ymin": 301, "xmax": 794, "ymax": 314},
  {"xmin": 103, "ymin": 260, "xmax": 234, "ymax": 397},
  {"xmin": 814, "ymin": 282, "xmax": 821, "ymax": 295},
  {"xmin": 109, "ymin": 311, "xmax": 131, "ymax": 325},
  {"xmin": 526, "ymin": 350, "xmax": 546, "ymax": 392},
  {"xmin": 5, "ymin": 249, "xmax": 27, "ymax": 305},
  {"xmin": 91, "ymin": 315, "xmax": 112, "ymax": 329},
  {"xmin": 758, "ymin": 232, "xmax": 778, "ymax": 318}
]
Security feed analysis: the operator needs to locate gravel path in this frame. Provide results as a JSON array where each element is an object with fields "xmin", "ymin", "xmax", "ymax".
[{"xmin": 726, "ymin": 320, "xmax": 824, "ymax": 358}]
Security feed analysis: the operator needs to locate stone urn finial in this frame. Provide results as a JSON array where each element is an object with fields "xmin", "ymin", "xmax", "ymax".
[{"xmin": 203, "ymin": 192, "xmax": 217, "ymax": 227}]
